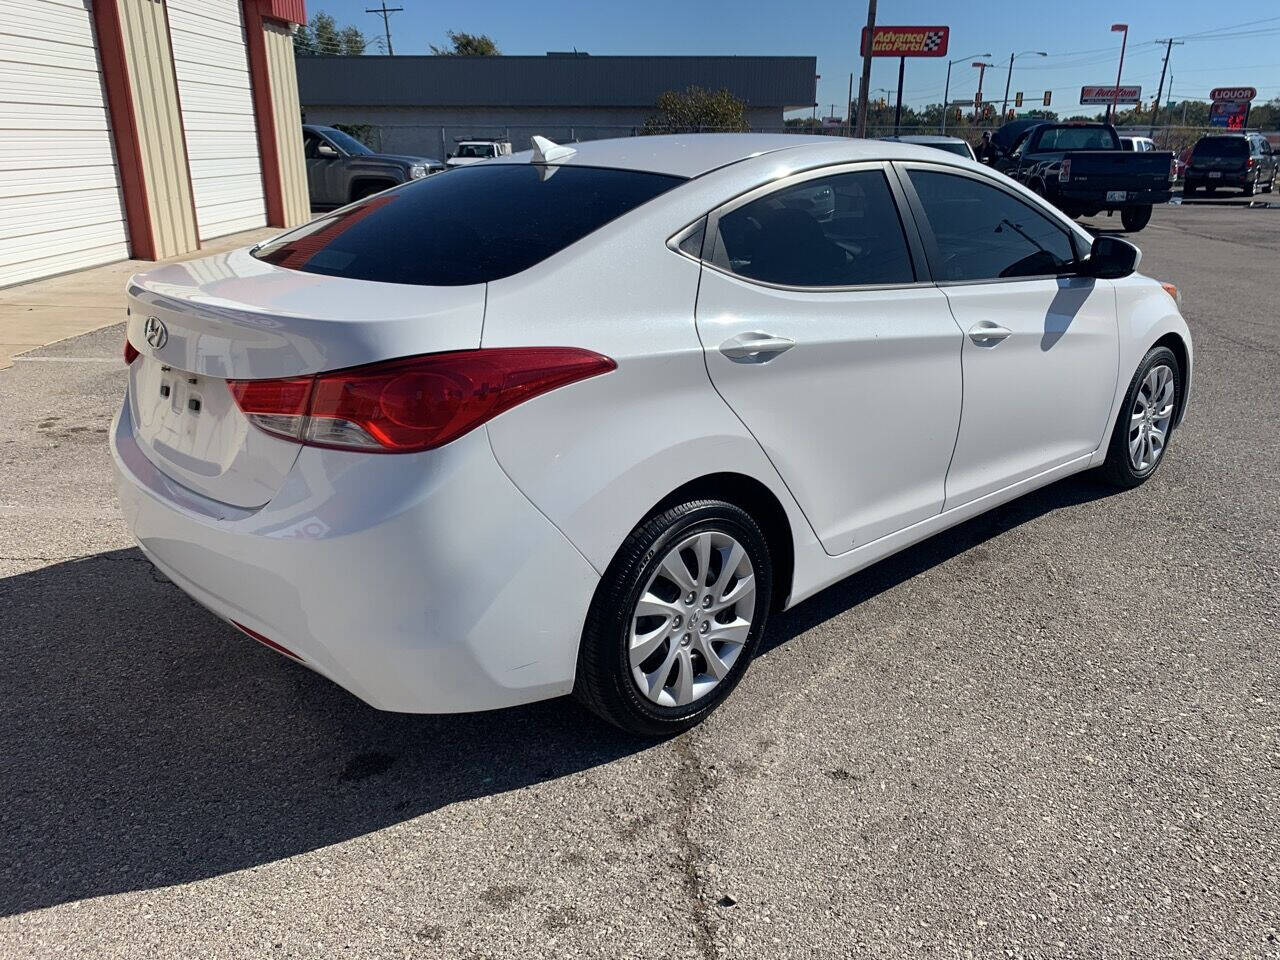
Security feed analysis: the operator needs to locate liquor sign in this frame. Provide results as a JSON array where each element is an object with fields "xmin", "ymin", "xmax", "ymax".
[
  {"xmin": 860, "ymin": 25, "xmax": 950, "ymax": 58},
  {"xmin": 1080, "ymin": 84, "xmax": 1142, "ymax": 105},
  {"xmin": 1209, "ymin": 87, "xmax": 1256, "ymax": 102}
]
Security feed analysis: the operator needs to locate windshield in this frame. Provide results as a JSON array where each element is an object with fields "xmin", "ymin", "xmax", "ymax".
[
  {"xmin": 321, "ymin": 128, "xmax": 373, "ymax": 156},
  {"xmin": 456, "ymin": 144, "xmax": 496, "ymax": 158},
  {"xmin": 1193, "ymin": 137, "xmax": 1248, "ymax": 158},
  {"xmin": 1034, "ymin": 127, "xmax": 1119, "ymax": 151},
  {"xmin": 928, "ymin": 141, "xmax": 972, "ymax": 158},
  {"xmin": 253, "ymin": 164, "xmax": 684, "ymax": 286}
]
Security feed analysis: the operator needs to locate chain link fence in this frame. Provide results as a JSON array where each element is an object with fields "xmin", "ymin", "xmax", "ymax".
[{"xmin": 333, "ymin": 121, "xmax": 1278, "ymax": 164}]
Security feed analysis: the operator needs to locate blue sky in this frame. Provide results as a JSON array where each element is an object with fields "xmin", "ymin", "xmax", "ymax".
[{"xmin": 314, "ymin": 1, "xmax": 1280, "ymax": 116}]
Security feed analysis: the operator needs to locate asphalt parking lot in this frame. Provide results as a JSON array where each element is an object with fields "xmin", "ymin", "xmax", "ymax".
[{"xmin": 1, "ymin": 202, "xmax": 1277, "ymax": 959}]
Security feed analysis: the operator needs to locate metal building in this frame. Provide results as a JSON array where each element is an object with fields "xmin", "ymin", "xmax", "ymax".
[
  {"xmin": 296, "ymin": 54, "xmax": 818, "ymax": 157},
  {"xmin": 0, "ymin": 0, "xmax": 311, "ymax": 288}
]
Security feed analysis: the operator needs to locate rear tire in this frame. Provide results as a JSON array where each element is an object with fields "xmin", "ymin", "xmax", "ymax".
[
  {"xmin": 1098, "ymin": 345, "xmax": 1181, "ymax": 489},
  {"xmin": 1243, "ymin": 177, "xmax": 1256, "ymax": 197},
  {"xmin": 574, "ymin": 500, "xmax": 772, "ymax": 737},
  {"xmin": 1120, "ymin": 205, "xmax": 1152, "ymax": 232}
]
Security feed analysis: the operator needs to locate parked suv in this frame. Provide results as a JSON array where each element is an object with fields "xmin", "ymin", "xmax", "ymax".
[
  {"xmin": 1184, "ymin": 133, "xmax": 1276, "ymax": 196},
  {"xmin": 302, "ymin": 125, "xmax": 444, "ymax": 208}
]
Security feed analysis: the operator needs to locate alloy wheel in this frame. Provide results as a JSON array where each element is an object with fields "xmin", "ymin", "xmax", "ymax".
[
  {"xmin": 1128, "ymin": 363, "xmax": 1175, "ymax": 471},
  {"xmin": 628, "ymin": 530, "xmax": 756, "ymax": 707}
]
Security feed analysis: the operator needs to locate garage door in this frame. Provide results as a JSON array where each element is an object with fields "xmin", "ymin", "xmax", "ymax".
[
  {"xmin": 168, "ymin": 0, "xmax": 267, "ymax": 241},
  {"xmin": 0, "ymin": 0, "xmax": 130, "ymax": 288}
]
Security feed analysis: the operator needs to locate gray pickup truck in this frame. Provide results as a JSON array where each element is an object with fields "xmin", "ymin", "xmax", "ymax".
[{"xmin": 302, "ymin": 125, "xmax": 444, "ymax": 208}]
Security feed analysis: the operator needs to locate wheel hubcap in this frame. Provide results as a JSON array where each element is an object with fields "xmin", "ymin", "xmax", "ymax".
[
  {"xmin": 1128, "ymin": 363, "xmax": 1175, "ymax": 472},
  {"xmin": 628, "ymin": 530, "xmax": 756, "ymax": 708}
]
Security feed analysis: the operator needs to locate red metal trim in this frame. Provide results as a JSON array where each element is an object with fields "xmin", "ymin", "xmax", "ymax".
[
  {"xmin": 255, "ymin": 0, "xmax": 306, "ymax": 27},
  {"xmin": 241, "ymin": 0, "xmax": 286, "ymax": 227},
  {"xmin": 159, "ymin": 0, "xmax": 202, "ymax": 249},
  {"xmin": 90, "ymin": 0, "xmax": 155, "ymax": 260}
]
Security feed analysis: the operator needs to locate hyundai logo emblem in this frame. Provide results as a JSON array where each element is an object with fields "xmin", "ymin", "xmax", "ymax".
[{"xmin": 143, "ymin": 316, "xmax": 168, "ymax": 350}]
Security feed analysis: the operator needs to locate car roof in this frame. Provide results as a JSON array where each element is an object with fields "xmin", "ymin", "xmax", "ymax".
[
  {"xmin": 491, "ymin": 133, "xmax": 965, "ymax": 178},
  {"xmin": 880, "ymin": 135, "xmax": 967, "ymax": 145}
]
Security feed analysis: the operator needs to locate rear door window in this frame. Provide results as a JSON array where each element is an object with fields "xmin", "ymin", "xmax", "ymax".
[
  {"xmin": 907, "ymin": 169, "xmax": 1076, "ymax": 282},
  {"xmin": 1193, "ymin": 137, "xmax": 1248, "ymax": 159},
  {"xmin": 711, "ymin": 169, "xmax": 915, "ymax": 287},
  {"xmin": 253, "ymin": 164, "xmax": 684, "ymax": 285}
]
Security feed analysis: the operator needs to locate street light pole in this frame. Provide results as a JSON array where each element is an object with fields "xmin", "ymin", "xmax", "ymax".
[
  {"xmin": 1001, "ymin": 50, "xmax": 1048, "ymax": 120},
  {"xmin": 941, "ymin": 51, "xmax": 991, "ymax": 135},
  {"xmin": 1109, "ymin": 24, "xmax": 1129, "ymax": 124}
]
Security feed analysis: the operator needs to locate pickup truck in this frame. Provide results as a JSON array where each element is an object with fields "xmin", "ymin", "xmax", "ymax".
[
  {"xmin": 302, "ymin": 124, "xmax": 444, "ymax": 208},
  {"xmin": 990, "ymin": 122, "xmax": 1174, "ymax": 231}
]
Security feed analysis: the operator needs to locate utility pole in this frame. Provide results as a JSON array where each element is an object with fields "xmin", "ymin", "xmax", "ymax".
[
  {"xmin": 854, "ymin": 0, "xmax": 877, "ymax": 138},
  {"xmin": 1002, "ymin": 51, "xmax": 1047, "ymax": 120},
  {"xmin": 1108, "ymin": 24, "xmax": 1128, "ymax": 124},
  {"xmin": 893, "ymin": 57, "xmax": 905, "ymax": 135},
  {"xmin": 846, "ymin": 72, "xmax": 854, "ymax": 136},
  {"xmin": 1148, "ymin": 38, "xmax": 1183, "ymax": 137},
  {"xmin": 942, "ymin": 52, "xmax": 991, "ymax": 135},
  {"xmin": 365, "ymin": 2, "xmax": 402, "ymax": 56}
]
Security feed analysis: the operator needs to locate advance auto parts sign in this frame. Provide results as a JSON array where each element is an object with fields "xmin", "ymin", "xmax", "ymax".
[{"xmin": 860, "ymin": 25, "xmax": 950, "ymax": 58}]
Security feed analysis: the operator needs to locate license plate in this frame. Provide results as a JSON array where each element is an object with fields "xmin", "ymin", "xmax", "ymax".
[
  {"xmin": 1209, "ymin": 171, "xmax": 1222, "ymax": 179},
  {"xmin": 1106, "ymin": 190, "xmax": 1127, "ymax": 202}
]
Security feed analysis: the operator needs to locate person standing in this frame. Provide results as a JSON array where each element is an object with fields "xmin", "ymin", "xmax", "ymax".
[{"xmin": 975, "ymin": 131, "xmax": 999, "ymax": 164}]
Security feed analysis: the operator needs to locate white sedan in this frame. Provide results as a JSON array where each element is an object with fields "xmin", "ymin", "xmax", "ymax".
[{"xmin": 112, "ymin": 134, "xmax": 1191, "ymax": 736}]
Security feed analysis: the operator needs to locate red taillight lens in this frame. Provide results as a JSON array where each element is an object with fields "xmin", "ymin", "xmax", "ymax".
[
  {"xmin": 227, "ymin": 348, "xmax": 616, "ymax": 453},
  {"xmin": 124, "ymin": 339, "xmax": 139, "ymax": 365}
]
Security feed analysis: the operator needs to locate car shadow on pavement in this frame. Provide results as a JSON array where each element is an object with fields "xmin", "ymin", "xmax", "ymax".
[
  {"xmin": 0, "ymin": 472, "xmax": 1118, "ymax": 917},
  {"xmin": 763, "ymin": 471, "xmax": 1117, "ymax": 652},
  {"xmin": 0, "ymin": 549, "xmax": 644, "ymax": 917}
]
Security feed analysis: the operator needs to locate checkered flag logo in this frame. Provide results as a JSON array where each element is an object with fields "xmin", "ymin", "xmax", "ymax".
[{"xmin": 922, "ymin": 31, "xmax": 944, "ymax": 53}]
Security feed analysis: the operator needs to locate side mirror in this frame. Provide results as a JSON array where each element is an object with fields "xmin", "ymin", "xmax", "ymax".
[
  {"xmin": 317, "ymin": 143, "xmax": 338, "ymax": 158},
  {"xmin": 1081, "ymin": 235, "xmax": 1141, "ymax": 279}
]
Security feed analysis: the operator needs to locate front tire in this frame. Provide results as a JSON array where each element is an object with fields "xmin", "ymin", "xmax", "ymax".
[
  {"xmin": 1121, "ymin": 205, "xmax": 1153, "ymax": 232},
  {"xmin": 575, "ymin": 500, "xmax": 772, "ymax": 737},
  {"xmin": 1098, "ymin": 345, "xmax": 1181, "ymax": 489}
]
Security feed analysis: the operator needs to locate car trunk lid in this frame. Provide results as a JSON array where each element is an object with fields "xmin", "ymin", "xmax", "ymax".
[{"xmin": 124, "ymin": 246, "xmax": 485, "ymax": 508}]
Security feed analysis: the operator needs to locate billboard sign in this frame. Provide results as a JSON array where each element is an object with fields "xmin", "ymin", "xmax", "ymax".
[
  {"xmin": 860, "ymin": 25, "xmax": 950, "ymax": 58},
  {"xmin": 1080, "ymin": 85, "xmax": 1142, "ymax": 105},
  {"xmin": 1209, "ymin": 100, "xmax": 1251, "ymax": 129},
  {"xmin": 1209, "ymin": 87, "xmax": 1256, "ymax": 102}
]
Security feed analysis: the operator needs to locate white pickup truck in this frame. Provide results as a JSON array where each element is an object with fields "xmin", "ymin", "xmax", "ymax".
[{"xmin": 445, "ymin": 139, "xmax": 513, "ymax": 168}]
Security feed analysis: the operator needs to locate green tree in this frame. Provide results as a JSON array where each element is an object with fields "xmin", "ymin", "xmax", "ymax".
[
  {"xmin": 643, "ymin": 86, "xmax": 748, "ymax": 134},
  {"xmin": 430, "ymin": 31, "xmax": 500, "ymax": 56},
  {"xmin": 293, "ymin": 12, "xmax": 367, "ymax": 56}
]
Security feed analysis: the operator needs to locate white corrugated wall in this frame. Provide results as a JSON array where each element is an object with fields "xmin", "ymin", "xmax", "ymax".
[
  {"xmin": 167, "ymin": 0, "xmax": 267, "ymax": 241},
  {"xmin": 0, "ymin": 0, "xmax": 131, "ymax": 287}
]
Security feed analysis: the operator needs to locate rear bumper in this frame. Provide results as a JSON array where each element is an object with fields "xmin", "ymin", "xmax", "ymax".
[
  {"xmin": 110, "ymin": 396, "xmax": 600, "ymax": 713},
  {"xmin": 1184, "ymin": 172, "xmax": 1250, "ymax": 189},
  {"xmin": 1059, "ymin": 186, "xmax": 1172, "ymax": 207}
]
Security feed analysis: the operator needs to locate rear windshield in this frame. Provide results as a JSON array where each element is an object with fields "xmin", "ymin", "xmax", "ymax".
[
  {"xmin": 929, "ymin": 141, "xmax": 972, "ymax": 157},
  {"xmin": 1193, "ymin": 137, "xmax": 1248, "ymax": 158},
  {"xmin": 1034, "ymin": 127, "xmax": 1119, "ymax": 151},
  {"xmin": 253, "ymin": 164, "xmax": 685, "ymax": 286}
]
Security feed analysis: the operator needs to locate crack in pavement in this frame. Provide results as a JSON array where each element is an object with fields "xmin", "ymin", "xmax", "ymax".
[{"xmin": 671, "ymin": 732, "xmax": 722, "ymax": 960}]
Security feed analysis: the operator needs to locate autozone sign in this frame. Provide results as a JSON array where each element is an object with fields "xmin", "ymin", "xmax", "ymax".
[
  {"xmin": 1080, "ymin": 85, "xmax": 1142, "ymax": 105},
  {"xmin": 1209, "ymin": 87, "xmax": 1257, "ymax": 102},
  {"xmin": 860, "ymin": 25, "xmax": 950, "ymax": 57}
]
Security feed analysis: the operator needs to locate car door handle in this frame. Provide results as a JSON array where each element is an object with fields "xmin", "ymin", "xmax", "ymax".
[
  {"xmin": 719, "ymin": 332, "xmax": 796, "ymax": 363},
  {"xmin": 968, "ymin": 322, "xmax": 1012, "ymax": 345}
]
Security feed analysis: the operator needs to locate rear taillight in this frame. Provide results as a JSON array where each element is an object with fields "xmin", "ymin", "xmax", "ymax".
[
  {"xmin": 1247, "ymin": 157, "xmax": 1257, "ymax": 170},
  {"xmin": 124, "ymin": 339, "xmax": 139, "ymax": 365},
  {"xmin": 1059, "ymin": 159, "xmax": 1071, "ymax": 182},
  {"xmin": 228, "ymin": 348, "xmax": 616, "ymax": 453}
]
